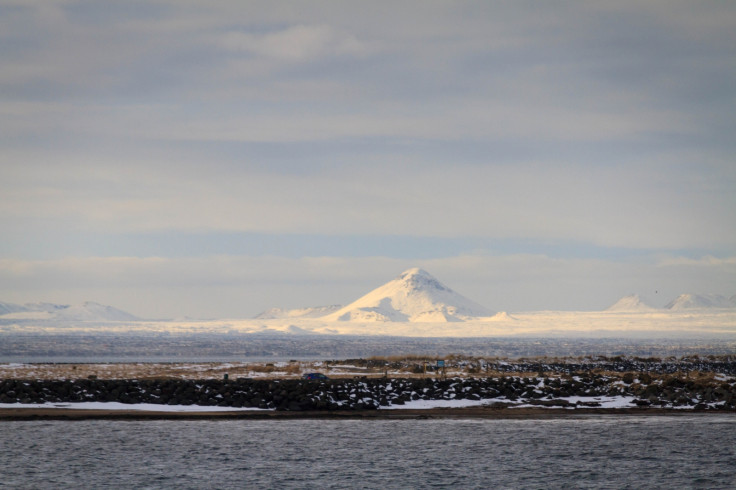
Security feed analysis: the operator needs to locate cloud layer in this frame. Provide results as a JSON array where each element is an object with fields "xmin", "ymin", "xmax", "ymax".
[{"xmin": 1, "ymin": 1, "xmax": 735, "ymax": 316}]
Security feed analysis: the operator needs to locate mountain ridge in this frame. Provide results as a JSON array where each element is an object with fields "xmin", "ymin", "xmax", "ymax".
[
  {"xmin": 0, "ymin": 301, "xmax": 139, "ymax": 322},
  {"xmin": 665, "ymin": 293, "xmax": 736, "ymax": 310},
  {"xmin": 606, "ymin": 294, "xmax": 658, "ymax": 312},
  {"xmin": 254, "ymin": 305, "xmax": 342, "ymax": 320}
]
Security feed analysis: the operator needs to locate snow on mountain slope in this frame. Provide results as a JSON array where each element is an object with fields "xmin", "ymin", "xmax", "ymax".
[
  {"xmin": 0, "ymin": 302, "xmax": 27, "ymax": 315},
  {"xmin": 605, "ymin": 294, "xmax": 658, "ymax": 312},
  {"xmin": 665, "ymin": 293, "xmax": 735, "ymax": 310},
  {"xmin": 0, "ymin": 302, "xmax": 69, "ymax": 320},
  {"xmin": 24, "ymin": 302, "xmax": 70, "ymax": 312},
  {"xmin": 0, "ymin": 301, "xmax": 139, "ymax": 322},
  {"xmin": 322, "ymin": 268, "xmax": 494, "ymax": 322},
  {"xmin": 254, "ymin": 305, "xmax": 342, "ymax": 319},
  {"xmin": 489, "ymin": 311, "xmax": 518, "ymax": 321},
  {"xmin": 53, "ymin": 302, "xmax": 140, "ymax": 321}
]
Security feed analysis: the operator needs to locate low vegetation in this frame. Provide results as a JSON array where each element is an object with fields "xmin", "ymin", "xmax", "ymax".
[{"xmin": 2, "ymin": 355, "xmax": 735, "ymax": 381}]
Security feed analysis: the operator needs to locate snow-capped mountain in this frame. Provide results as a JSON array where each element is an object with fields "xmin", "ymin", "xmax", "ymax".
[
  {"xmin": 54, "ymin": 302, "xmax": 140, "ymax": 321},
  {"xmin": 0, "ymin": 301, "xmax": 139, "ymax": 322},
  {"xmin": 665, "ymin": 293, "xmax": 735, "ymax": 310},
  {"xmin": 605, "ymin": 294, "xmax": 658, "ymax": 312},
  {"xmin": 322, "ymin": 268, "xmax": 494, "ymax": 322},
  {"xmin": 0, "ymin": 302, "xmax": 28, "ymax": 315},
  {"xmin": 254, "ymin": 305, "xmax": 342, "ymax": 319}
]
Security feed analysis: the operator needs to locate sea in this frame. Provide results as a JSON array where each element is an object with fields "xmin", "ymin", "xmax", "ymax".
[{"xmin": 3, "ymin": 415, "xmax": 735, "ymax": 489}]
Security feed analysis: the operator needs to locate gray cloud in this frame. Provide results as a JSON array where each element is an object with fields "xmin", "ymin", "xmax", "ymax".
[
  {"xmin": 2, "ymin": 155, "xmax": 734, "ymax": 249},
  {"xmin": 1, "ymin": 1, "xmax": 734, "ymax": 312}
]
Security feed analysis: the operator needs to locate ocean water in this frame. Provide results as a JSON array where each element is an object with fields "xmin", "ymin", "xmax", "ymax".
[{"xmin": 3, "ymin": 415, "xmax": 735, "ymax": 489}]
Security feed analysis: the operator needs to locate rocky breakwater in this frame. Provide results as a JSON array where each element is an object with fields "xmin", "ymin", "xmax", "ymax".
[{"xmin": 1, "ymin": 374, "xmax": 735, "ymax": 411}]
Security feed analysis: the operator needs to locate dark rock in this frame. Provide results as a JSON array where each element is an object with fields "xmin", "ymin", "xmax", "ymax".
[{"xmin": 528, "ymin": 399, "xmax": 570, "ymax": 407}]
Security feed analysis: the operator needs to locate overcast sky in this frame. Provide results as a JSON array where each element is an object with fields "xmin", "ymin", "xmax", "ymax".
[{"xmin": 1, "ymin": 1, "xmax": 735, "ymax": 318}]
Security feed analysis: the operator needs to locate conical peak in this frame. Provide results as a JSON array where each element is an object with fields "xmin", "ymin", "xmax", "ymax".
[
  {"xmin": 396, "ymin": 268, "xmax": 449, "ymax": 292},
  {"xmin": 323, "ymin": 268, "xmax": 494, "ymax": 322},
  {"xmin": 397, "ymin": 268, "xmax": 431, "ymax": 280},
  {"xmin": 606, "ymin": 294, "xmax": 655, "ymax": 311}
]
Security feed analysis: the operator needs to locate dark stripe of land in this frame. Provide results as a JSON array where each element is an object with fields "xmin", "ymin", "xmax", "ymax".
[
  {"xmin": 2, "ymin": 406, "xmax": 735, "ymax": 421},
  {"xmin": 3, "ymin": 356, "xmax": 735, "ymax": 419}
]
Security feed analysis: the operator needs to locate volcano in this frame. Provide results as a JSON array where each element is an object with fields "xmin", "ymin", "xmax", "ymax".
[{"xmin": 322, "ymin": 268, "xmax": 493, "ymax": 322}]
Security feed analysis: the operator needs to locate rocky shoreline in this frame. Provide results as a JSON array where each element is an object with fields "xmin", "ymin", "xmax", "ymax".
[{"xmin": 2, "ymin": 371, "xmax": 734, "ymax": 413}]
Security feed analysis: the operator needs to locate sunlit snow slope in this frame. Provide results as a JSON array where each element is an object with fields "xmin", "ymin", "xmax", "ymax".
[
  {"xmin": 0, "ymin": 301, "xmax": 138, "ymax": 322},
  {"xmin": 666, "ymin": 293, "xmax": 736, "ymax": 310},
  {"xmin": 322, "ymin": 268, "xmax": 494, "ymax": 322},
  {"xmin": 605, "ymin": 295, "xmax": 657, "ymax": 312},
  {"xmin": 254, "ymin": 305, "xmax": 342, "ymax": 319}
]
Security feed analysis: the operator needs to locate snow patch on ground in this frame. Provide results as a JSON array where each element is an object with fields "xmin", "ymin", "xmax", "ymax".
[
  {"xmin": 383, "ymin": 395, "xmax": 641, "ymax": 410},
  {"xmin": 383, "ymin": 399, "xmax": 492, "ymax": 410},
  {"xmin": 0, "ymin": 395, "xmax": 724, "ymax": 412},
  {"xmin": 514, "ymin": 396, "xmax": 638, "ymax": 409}
]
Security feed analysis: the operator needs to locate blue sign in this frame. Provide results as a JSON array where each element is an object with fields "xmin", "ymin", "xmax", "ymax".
[{"xmin": 436, "ymin": 360, "xmax": 445, "ymax": 368}]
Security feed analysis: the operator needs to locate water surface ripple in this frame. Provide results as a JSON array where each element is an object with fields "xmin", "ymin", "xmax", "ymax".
[{"xmin": 3, "ymin": 415, "xmax": 735, "ymax": 489}]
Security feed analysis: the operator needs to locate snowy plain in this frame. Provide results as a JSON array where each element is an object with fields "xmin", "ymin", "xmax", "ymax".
[
  {"xmin": 2, "ymin": 269, "xmax": 734, "ymax": 338},
  {"xmin": 3, "ymin": 310, "xmax": 733, "ymax": 338}
]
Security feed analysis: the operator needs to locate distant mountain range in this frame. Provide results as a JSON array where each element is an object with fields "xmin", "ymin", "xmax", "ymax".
[
  {"xmin": 255, "ymin": 269, "xmax": 735, "ymax": 322},
  {"xmin": 605, "ymin": 293, "xmax": 736, "ymax": 312},
  {"xmin": 0, "ymin": 301, "xmax": 139, "ymax": 322},
  {"xmin": 665, "ymin": 293, "xmax": 736, "ymax": 310},
  {"xmin": 3, "ymin": 270, "xmax": 734, "ymax": 325},
  {"xmin": 254, "ymin": 305, "xmax": 342, "ymax": 320},
  {"xmin": 256, "ymin": 268, "xmax": 494, "ymax": 323}
]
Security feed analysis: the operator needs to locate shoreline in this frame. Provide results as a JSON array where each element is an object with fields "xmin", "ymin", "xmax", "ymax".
[
  {"xmin": 4, "ymin": 359, "xmax": 734, "ymax": 414},
  {"xmin": 2, "ymin": 406, "xmax": 734, "ymax": 421}
]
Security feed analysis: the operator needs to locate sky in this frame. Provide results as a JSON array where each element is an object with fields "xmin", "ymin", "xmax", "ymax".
[{"xmin": 1, "ymin": 0, "xmax": 735, "ymax": 318}]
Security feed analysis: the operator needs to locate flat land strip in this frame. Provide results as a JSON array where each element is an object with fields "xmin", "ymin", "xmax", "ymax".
[
  {"xmin": 2, "ymin": 356, "xmax": 734, "ymax": 415},
  {"xmin": 1, "ymin": 406, "xmax": 732, "ymax": 421}
]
